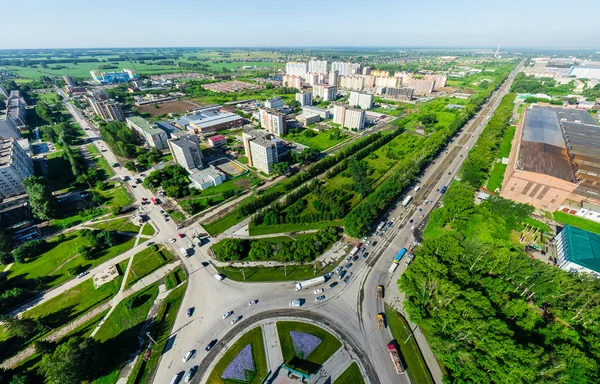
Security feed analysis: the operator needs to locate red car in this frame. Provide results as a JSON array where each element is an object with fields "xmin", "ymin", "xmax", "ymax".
[
  {"xmin": 178, "ymin": 233, "xmax": 185, "ymax": 238},
  {"xmin": 141, "ymin": 197, "xmax": 148, "ymax": 201}
]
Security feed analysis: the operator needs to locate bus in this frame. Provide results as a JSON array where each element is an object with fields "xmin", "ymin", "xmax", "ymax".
[
  {"xmin": 401, "ymin": 195, "xmax": 412, "ymax": 208},
  {"xmin": 393, "ymin": 248, "xmax": 407, "ymax": 264}
]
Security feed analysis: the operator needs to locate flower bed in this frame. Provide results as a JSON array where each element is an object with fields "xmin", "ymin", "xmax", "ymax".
[
  {"xmin": 221, "ymin": 344, "xmax": 255, "ymax": 381},
  {"xmin": 290, "ymin": 331, "xmax": 322, "ymax": 358}
]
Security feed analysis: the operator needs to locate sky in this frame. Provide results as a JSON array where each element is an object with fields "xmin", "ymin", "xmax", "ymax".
[{"xmin": 2, "ymin": 0, "xmax": 599, "ymax": 49}]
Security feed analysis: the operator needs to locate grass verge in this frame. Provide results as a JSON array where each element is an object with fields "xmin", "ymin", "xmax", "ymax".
[
  {"xmin": 276, "ymin": 321, "xmax": 341, "ymax": 366},
  {"xmin": 385, "ymin": 304, "xmax": 434, "ymax": 384},
  {"xmin": 333, "ymin": 362, "xmax": 365, "ymax": 384},
  {"xmin": 141, "ymin": 223, "xmax": 155, "ymax": 236},
  {"xmin": 216, "ymin": 263, "xmax": 336, "ymax": 282},
  {"xmin": 125, "ymin": 245, "xmax": 174, "ymax": 289},
  {"xmin": 249, "ymin": 220, "xmax": 343, "ymax": 236},
  {"xmin": 206, "ymin": 327, "xmax": 268, "ymax": 384},
  {"xmin": 553, "ymin": 211, "xmax": 600, "ymax": 234},
  {"xmin": 486, "ymin": 162, "xmax": 507, "ymax": 192}
]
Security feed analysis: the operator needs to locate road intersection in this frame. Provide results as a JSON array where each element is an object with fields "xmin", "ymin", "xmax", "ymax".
[{"xmin": 58, "ymin": 64, "xmax": 521, "ymax": 384}]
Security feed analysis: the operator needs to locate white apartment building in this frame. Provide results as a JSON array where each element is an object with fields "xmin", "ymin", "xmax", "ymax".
[
  {"xmin": 259, "ymin": 108, "xmax": 287, "ymax": 136},
  {"xmin": 349, "ymin": 92, "xmax": 374, "ymax": 110},
  {"xmin": 308, "ymin": 60, "xmax": 328, "ymax": 75},
  {"xmin": 242, "ymin": 130, "xmax": 278, "ymax": 174},
  {"xmin": 305, "ymin": 72, "xmax": 326, "ymax": 86},
  {"xmin": 168, "ymin": 133, "xmax": 204, "ymax": 172},
  {"xmin": 264, "ymin": 96, "xmax": 284, "ymax": 110},
  {"xmin": 296, "ymin": 91, "xmax": 313, "ymax": 107},
  {"xmin": 285, "ymin": 62, "xmax": 308, "ymax": 78},
  {"xmin": 333, "ymin": 105, "xmax": 365, "ymax": 131},
  {"xmin": 283, "ymin": 75, "xmax": 302, "ymax": 90},
  {"xmin": 0, "ymin": 138, "xmax": 33, "ymax": 199},
  {"xmin": 339, "ymin": 76, "xmax": 365, "ymax": 91},
  {"xmin": 328, "ymin": 70, "xmax": 339, "ymax": 86},
  {"xmin": 332, "ymin": 62, "xmax": 354, "ymax": 76},
  {"xmin": 312, "ymin": 84, "xmax": 337, "ymax": 101}
]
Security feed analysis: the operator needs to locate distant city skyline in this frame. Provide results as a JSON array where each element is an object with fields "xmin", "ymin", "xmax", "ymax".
[{"xmin": 2, "ymin": 0, "xmax": 599, "ymax": 49}]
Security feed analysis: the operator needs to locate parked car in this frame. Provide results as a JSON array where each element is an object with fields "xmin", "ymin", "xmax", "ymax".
[
  {"xmin": 362, "ymin": 252, "xmax": 369, "ymax": 259},
  {"xmin": 184, "ymin": 366, "xmax": 198, "ymax": 383},
  {"xmin": 183, "ymin": 350, "xmax": 195, "ymax": 362},
  {"xmin": 338, "ymin": 270, "xmax": 347, "ymax": 279},
  {"xmin": 345, "ymin": 263, "xmax": 353, "ymax": 269},
  {"xmin": 186, "ymin": 308, "xmax": 193, "ymax": 317},
  {"xmin": 248, "ymin": 300, "xmax": 258, "ymax": 306},
  {"xmin": 231, "ymin": 315, "xmax": 243, "ymax": 325},
  {"xmin": 313, "ymin": 288, "xmax": 324, "ymax": 294},
  {"xmin": 315, "ymin": 295, "xmax": 325, "ymax": 302},
  {"xmin": 329, "ymin": 282, "xmax": 338, "ymax": 288},
  {"xmin": 178, "ymin": 233, "xmax": 185, "ymax": 238}
]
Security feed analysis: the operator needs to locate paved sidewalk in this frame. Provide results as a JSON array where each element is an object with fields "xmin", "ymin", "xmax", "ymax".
[
  {"xmin": 311, "ymin": 348, "xmax": 354, "ymax": 384},
  {"xmin": 262, "ymin": 321, "xmax": 284, "ymax": 370}
]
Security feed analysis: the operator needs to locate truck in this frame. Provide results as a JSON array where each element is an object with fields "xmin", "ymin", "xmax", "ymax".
[
  {"xmin": 295, "ymin": 276, "xmax": 325, "ymax": 291},
  {"xmin": 376, "ymin": 221, "xmax": 386, "ymax": 231},
  {"xmin": 405, "ymin": 253, "xmax": 415, "ymax": 266},
  {"xmin": 349, "ymin": 243, "xmax": 363, "ymax": 257},
  {"xmin": 440, "ymin": 185, "xmax": 448, "ymax": 194},
  {"xmin": 289, "ymin": 299, "xmax": 303, "ymax": 307},
  {"xmin": 393, "ymin": 248, "xmax": 407, "ymax": 264},
  {"xmin": 401, "ymin": 195, "xmax": 412, "ymax": 208},
  {"xmin": 377, "ymin": 285, "xmax": 384, "ymax": 299},
  {"xmin": 387, "ymin": 341, "xmax": 405, "ymax": 374},
  {"xmin": 376, "ymin": 313, "xmax": 385, "ymax": 330},
  {"xmin": 180, "ymin": 247, "xmax": 189, "ymax": 257},
  {"xmin": 388, "ymin": 263, "xmax": 398, "ymax": 273}
]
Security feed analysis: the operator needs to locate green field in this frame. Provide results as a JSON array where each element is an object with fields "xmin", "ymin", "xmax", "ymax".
[
  {"xmin": 205, "ymin": 210, "xmax": 244, "ymax": 236},
  {"xmin": 89, "ymin": 217, "xmax": 140, "ymax": 233},
  {"xmin": 385, "ymin": 305, "xmax": 434, "ymax": 384},
  {"xmin": 277, "ymin": 321, "xmax": 342, "ymax": 367},
  {"xmin": 141, "ymin": 223, "xmax": 155, "ymax": 236},
  {"xmin": 126, "ymin": 284, "xmax": 187, "ymax": 384},
  {"xmin": 164, "ymin": 267, "xmax": 187, "ymax": 290},
  {"xmin": 249, "ymin": 220, "xmax": 343, "ymax": 236},
  {"xmin": 333, "ymin": 362, "xmax": 365, "ymax": 384},
  {"xmin": 554, "ymin": 211, "xmax": 600, "ymax": 235},
  {"xmin": 498, "ymin": 125, "xmax": 516, "ymax": 158},
  {"xmin": 217, "ymin": 262, "xmax": 336, "ymax": 282},
  {"xmin": 125, "ymin": 245, "xmax": 174, "ymax": 288},
  {"xmin": 206, "ymin": 327, "xmax": 268, "ymax": 384},
  {"xmin": 486, "ymin": 162, "xmax": 507, "ymax": 192},
  {"xmin": 284, "ymin": 129, "xmax": 349, "ymax": 151}
]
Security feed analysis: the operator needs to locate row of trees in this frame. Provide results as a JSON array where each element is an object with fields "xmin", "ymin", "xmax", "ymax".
[
  {"xmin": 400, "ymin": 183, "xmax": 600, "ymax": 383},
  {"xmin": 143, "ymin": 165, "xmax": 190, "ymax": 198},
  {"xmin": 39, "ymin": 122, "xmax": 78, "ymax": 145},
  {"xmin": 98, "ymin": 121, "xmax": 140, "ymax": 158},
  {"xmin": 212, "ymin": 227, "xmax": 339, "ymax": 263}
]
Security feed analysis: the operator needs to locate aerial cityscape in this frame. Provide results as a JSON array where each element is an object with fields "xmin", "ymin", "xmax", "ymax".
[{"xmin": 1, "ymin": 2, "xmax": 600, "ymax": 384}]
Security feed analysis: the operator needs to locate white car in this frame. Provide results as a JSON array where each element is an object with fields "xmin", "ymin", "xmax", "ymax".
[
  {"xmin": 169, "ymin": 238, "xmax": 176, "ymax": 243},
  {"xmin": 248, "ymin": 300, "xmax": 258, "ymax": 306},
  {"xmin": 366, "ymin": 240, "xmax": 371, "ymax": 246},
  {"xmin": 214, "ymin": 274, "xmax": 224, "ymax": 281},
  {"xmin": 231, "ymin": 315, "xmax": 243, "ymax": 324},
  {"xmin": 183, "ymin": 350, "xmax": 194, "ymax": 362},
  {"xmin": 222, "ymin": 311, "xmax": 233, "ymax": 320},
  {"xmin": 313, "ymin": 288, "xmax": 324, "ymax": 294}
]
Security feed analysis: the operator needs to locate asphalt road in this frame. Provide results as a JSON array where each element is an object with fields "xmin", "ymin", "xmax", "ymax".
[{"xmin": 59, "ymin": 67, "xmax": 522, "ymax": 384}]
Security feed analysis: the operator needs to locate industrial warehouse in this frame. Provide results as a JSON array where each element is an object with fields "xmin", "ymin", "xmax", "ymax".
[{"xmin": 502, "ymin": 104, "xmax": 600, "ymax": 211}]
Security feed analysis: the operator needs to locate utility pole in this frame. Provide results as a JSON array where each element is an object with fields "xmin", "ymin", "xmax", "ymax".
[
  {"xmin": 314, "ymin": 264, "xmax": 316, "ymax": 276},
  {"xmin": 284, "ymin": 265, "xmax": 287, "ymax": 277},
  {"xmin": 146, "ymin": 331, "xmax": 157, "ymax": 345},
  {"xmin": 242, "ymin": 269, "xmax": 246, "ymax": 281}
]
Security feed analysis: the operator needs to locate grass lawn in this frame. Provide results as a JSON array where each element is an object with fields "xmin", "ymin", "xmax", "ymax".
[
  {"xmin": 249, "ymin": 220, "xmax": 343, "ymax": 236},
  {"xmin": 86, "ymin": 144, "xmax": 116, "ymax": 179},
  {"xmin": 238, "ymin": 155, "xmax": 248, "ymax": 164},
  {"xmin": 164, "ymin": 267, "xmax": 187, "ymax": 290},
  {"xmin": 23, "ymin": 277, "xmax": 121, "ymax": 329},
  {"xmin": 99, "ymin": 185, "xmax": 135, "ymax": 208},
  {"xmin": 205, "ymin": 210, "xmax": 245, "ymax": 236},
  {"xmin": 89, "ymin": 217, "xmax": 140, "ymax": 233},
  {"xmin": 49, "ymin": 206, "xmax": 107, "ymax": 231},
  {"xmin": 217, "ymin": 262, "xmax": 336, "ymax": 282},
  {"xmin": 168, "ymin": 209, "xmax": 186, "ymax": 223},
  {"xmin": 333, "ymin": 362, "xmax": 365, "ymax": 384},
  {"xmin": 385, "ymin": 304, "xmax": 434, "ymax": 384},
  {"xmin": 284, "ymin": 129, "xmax": 349, "ymax": 151},
  {"xmin": 554, "ymin": 211, "xmax": 600, "ymax": 235},
  {"xmin": 141, "ymin": 223, "xmax": 155, "ymax": 236},
  {"xmin": 37, "ymin": 91, "xmax": 62, "ymax": 105},
  {"xmin": 126, "ymin": 284, "xmax": 187, "ymax": 384},
  {"xmin": 486, "ymin": 162, "xmax": 507, "ymax": 192},
  {"xmin": 125, "ymin": 245, "xmax": 174, "ymax": 289},
  {"xmin": 92, "ymin": 285, "xmax": 159, "ymax": 383},
  {"xmin": 498, "ymin": 125, "xmax": 516, "ymax": 158},
  {"xmin": 206, "ymin": 327, "xmax": 268, "ymax": 384},
  {"xmin": 277, "ymin": 321, "xmax": 342, "ymax": 367}
]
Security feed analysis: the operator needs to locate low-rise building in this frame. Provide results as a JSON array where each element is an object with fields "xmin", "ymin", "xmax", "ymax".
[
  {"xmin": 207, "ymin": 134, "xmax": 227, "ymax": 147},
  {"xmin": 301, "ymin": 106, "xmax": 331, "ymax": 119},
  {"xmin": 296, "ymin": 91, "xmax": 313, "ymax": 107},
  {"xmin": 176, "ymin": 109, "xmax": 244, "ymax": 135},
  {"xmin": 333, "ymin": 105, "xmax": 365, "ymax": 131},
  {"xmin": 556, "ymin": 224, "xmax": 600, "ymax": 276},
  {"xmin": 168, "ymin": 133, "xmax": 204, "ymax": 172},
  {"xmin": 189, "ymin": 166, "xmax": 226, "ymax": 190},
  {"xmin": 0, "ymin": 138, "xmax": 33, "ymax": 199},
  {"xmin": 259, "ymin": 108, "xmax": 287, "ymax": 137},
  {"xmin": 264, "ymin": 96, "xmax": 284, "ymax": 110},
  {"xmin": 242, "ymin": 130, "xmax": 279, "ymax": 174},
  {"xmin": 349, "ymin": 91, "xmax": 374, "ymax": 110},
  {"xmin": 126, "ymin": 116, "xmax": 168, "ymax": 149},
  {"xmin": 296, "ymin": 113, "xmax": 320, "ymax": 126}
]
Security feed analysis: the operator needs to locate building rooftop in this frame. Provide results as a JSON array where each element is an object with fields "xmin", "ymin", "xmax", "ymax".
[
  {"xmin": 0, "ymin": 138, "xmax": 17, "ymax": 167},
  {"xmin": 519, "ymin": 107, "xmax": 575, "ymax": 182},
  {"xmin": 189, "ymin": 166, "xmax": 223, "ymax": 185},
  {"xmin": 208, "ymin": 134, "xmax": 226, "ymax": 142},
  {"xmin": 170, "ymin": 133, "xmax": 199, "ymax": 149},
  {"xmin": 177, "ymin": 110, "xmax": 242, "ymax": 129},
  {"xmin": 560, "ymin": 225, "xmax": 600, "ymax": 274},
  {"xmin": 155, "ymin": 121, "xmax": 180, "ymax": 134},
  {"xmin": 126, "ymin": 116, "xmax": 164, "ymax": 135},
  {"xmin": 0, "ymin": 120, "xmax": 20, "ymax": 139}
]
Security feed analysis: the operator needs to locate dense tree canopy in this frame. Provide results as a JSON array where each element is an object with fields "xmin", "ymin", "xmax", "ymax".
[
  {"xmin": 22, "ymin": 177, "xmax": 57, "ymax": 221},
  {"xmin": 99, "ymin": 121, "xmax": 139, "ymax": 158}
]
